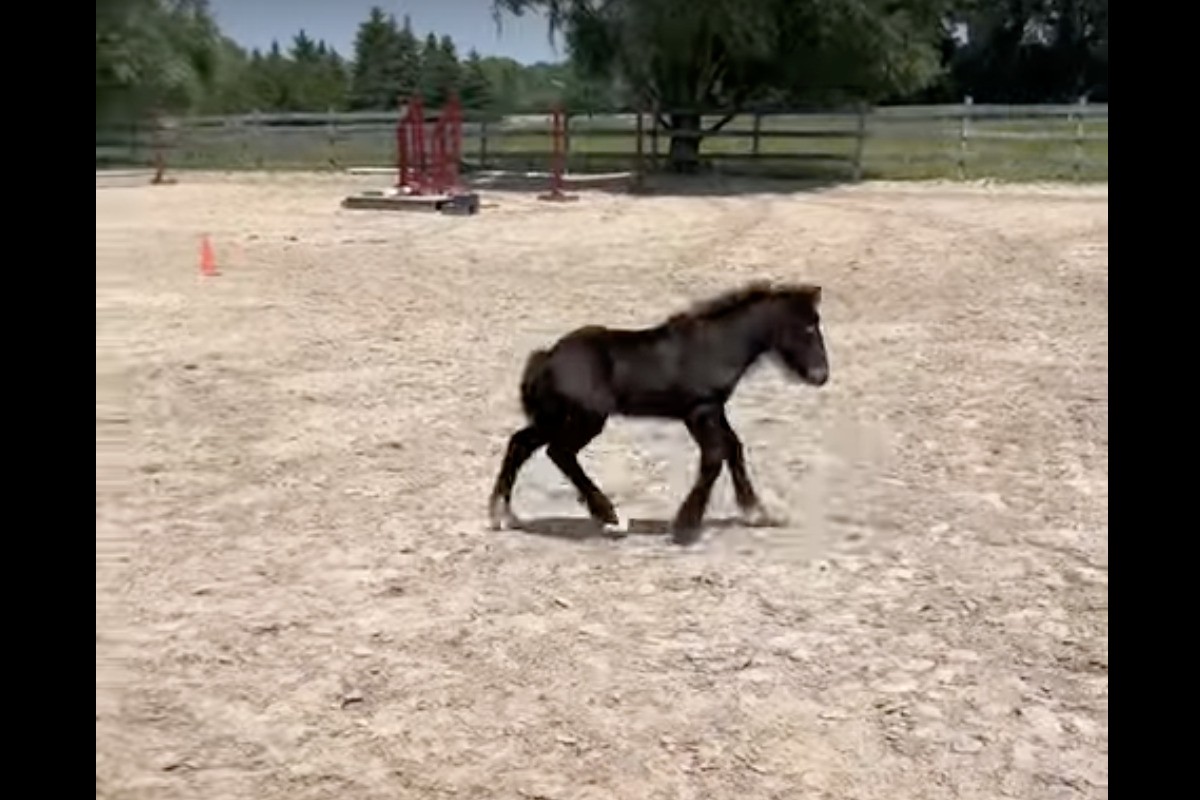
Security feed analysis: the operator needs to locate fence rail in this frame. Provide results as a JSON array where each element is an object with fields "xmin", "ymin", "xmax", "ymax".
[
  {"xmin": 97, "ymin": 102, "xmax": 1109, "ymax": 183},
  {"xmin": 174, "ymin": 102, "xmax": 1110, "ymax": 128}
]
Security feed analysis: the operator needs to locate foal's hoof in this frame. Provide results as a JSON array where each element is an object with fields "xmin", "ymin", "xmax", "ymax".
[
  {"xmin": 741, "ymin": 505, "xmax": 785, "ymax": 528},
  {"xmin": 588, "ymin": 499, "xmax": 620, "ymax": 527},
  {"xmin": 488, "ymin": 497, "xmax": 519, "ymax": 531},
  {"xmin": 593, "ymin": 508, "xmax": 620, "ymax": 527},
  {"xmin": 670, "ymin": 522, "xmax": 703, "ymax": 547},
  {"xmin": 602, "ymin": 520, "xmax": 628, "ymax": 539}
]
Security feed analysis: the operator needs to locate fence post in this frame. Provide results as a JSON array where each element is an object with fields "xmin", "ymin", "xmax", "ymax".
[
  {"xmin": 238, "ymin": 112, "xmax": 247, "ymax": 168},
  {"xmin": 562, "ymin": 111, "xmax": 572, "ymax": 173},
  {"xmin": 957, "ymin": 95, "xmax": 972, "ymax": 180},
  {"xmin": 751, "ymin": 112, "xmax": 762, "ymax": 157},
  {"xmin": 650, "ymin": 106, "xmax": 660, "ymax": 173},
  {"xmin": 326, "ymin": 106, "xmax": 338, "ymax": 168},
  {"xmin": 128, "ymin": 120, "xmax": 140, "ymax": 167},
  {"xmin": 1073, "ymin": 96, "xmax": 1087, "ymax": 181},
  {"xmin": 479, "ymin": 119, "xmax": 489, "ymax": 170},
  {"xmin": 853, "ymin": 102, "xmax": 867, "ymax": 181},
  {"xmin": 251, "ymin": 109, "xmax": 263, "ymax": 169},
  {"xmin": 633, "ymin": 108, "xmax": 645, "ymax": 191},
  {"xmin": 150, "ymin": 116, "xmax": 168, "ymax": 183}
]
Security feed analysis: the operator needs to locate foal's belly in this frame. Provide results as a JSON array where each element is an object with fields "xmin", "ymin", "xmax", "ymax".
[
  {"xmin": 612, "ymin": 392, "xmax": 686, "ymax": 418},
  {"xmin": 608, "ymin": 363, "xmax": 723, "ymax": 415}
]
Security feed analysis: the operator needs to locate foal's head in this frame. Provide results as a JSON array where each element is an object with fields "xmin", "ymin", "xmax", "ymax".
[{"xmin": 764, "ymin": 284, "xmax": 829, "ymax": 386}]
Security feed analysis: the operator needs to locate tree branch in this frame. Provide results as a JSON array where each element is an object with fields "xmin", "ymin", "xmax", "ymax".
[
  {"xmin": 704, "ymin": 111, "xmax": 738, "ymax": 133},
  {"xmin": 699, "ymin": 52, "xmax": 728, "ymax": 107}
]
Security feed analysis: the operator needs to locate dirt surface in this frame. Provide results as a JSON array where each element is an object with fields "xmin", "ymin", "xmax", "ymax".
[{"xmin": 97, "ymin": 173, "xmax": 1108, "ymax": 800}]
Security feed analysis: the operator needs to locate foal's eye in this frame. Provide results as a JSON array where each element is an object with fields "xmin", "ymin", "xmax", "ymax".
[{"xmin": 804, "ymin": 325, "xmax": 817, "ymax": 335}]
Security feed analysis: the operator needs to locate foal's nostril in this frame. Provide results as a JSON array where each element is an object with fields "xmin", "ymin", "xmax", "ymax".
[{"xmin": 808, "ymin": 366, "xmax": 829, "ymax": 385}]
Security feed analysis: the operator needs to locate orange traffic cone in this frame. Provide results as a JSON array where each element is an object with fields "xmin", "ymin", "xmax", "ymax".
[{"xmin": 199, "ymin": 234, "xmax": 219, "ymax": 276}]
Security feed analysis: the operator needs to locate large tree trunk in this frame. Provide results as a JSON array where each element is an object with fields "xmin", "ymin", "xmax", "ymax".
[{"xmin": 666, "ymin": 112, "xmax": 702, "ymax": 174}]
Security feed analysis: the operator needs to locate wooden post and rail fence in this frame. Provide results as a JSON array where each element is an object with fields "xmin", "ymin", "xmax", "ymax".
[{"xmin": 96, "ymin": 99, "xmax": 1109, "ymax": 183}]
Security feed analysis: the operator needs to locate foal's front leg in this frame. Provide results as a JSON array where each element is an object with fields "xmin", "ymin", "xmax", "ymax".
[
  {"xmin": 671, "ymin": 406, "xmax": 727, "ymax": 545},
  {"xmin": 716, "ymin": 412, "xmax": 779, "ymax": 527}
]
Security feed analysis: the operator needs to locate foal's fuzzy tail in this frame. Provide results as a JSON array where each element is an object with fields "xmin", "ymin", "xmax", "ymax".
[{"xmin": 519, "ymin": 348, "xmax": 554, "ymax": 420}]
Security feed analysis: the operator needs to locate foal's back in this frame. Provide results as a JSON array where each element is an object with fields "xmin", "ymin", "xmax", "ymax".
[{"xmin": 548, "ymin": 317, "xmax": 752, "ymax": 417}]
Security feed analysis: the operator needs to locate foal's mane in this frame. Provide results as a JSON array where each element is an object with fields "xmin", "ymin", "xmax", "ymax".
[{"xmin": 665, "ymin": 280, "xmax": 819, "ymax": 327}]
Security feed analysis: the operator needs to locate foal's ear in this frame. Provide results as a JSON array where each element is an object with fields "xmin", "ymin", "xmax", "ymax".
[{"xmin": 800, "ymin": 284, "xmax": 822, "ymax": 307}]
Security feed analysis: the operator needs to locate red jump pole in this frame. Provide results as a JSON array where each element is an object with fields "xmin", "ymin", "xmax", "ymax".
[
  {"xmin": 414, "ymin": 93, "xmax": 428, "ymax": 193},
  {"xmin": 431, "ymin": 100, "xmax": 447, "ymax": 194},
  {"xmin": 539, "ymin": 104, "xmax": 576, "ymax": 202},
  {"xmin": 396, "ymin": 97, "xmax": 409, "ymax": 191},
  {"xmin": 424, "ymin": 92, "xmax": 464, "ymax": 196},
  {"xmin": 396, "ymin": 94, "xmax": 428, "ymax": 192},
  {"xmin": 444, "ymin": 92, "xmax": 463, "ymax": 193}
]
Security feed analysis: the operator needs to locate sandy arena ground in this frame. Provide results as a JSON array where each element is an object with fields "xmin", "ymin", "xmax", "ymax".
[{"xmin": 97, "ymin": 172, "xmax": 1108, "ymax": 800}]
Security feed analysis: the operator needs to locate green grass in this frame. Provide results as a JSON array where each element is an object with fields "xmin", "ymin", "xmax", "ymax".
[{"xmin": 111, "ymin": 112, "xmax": 1107, "ymax": 183}]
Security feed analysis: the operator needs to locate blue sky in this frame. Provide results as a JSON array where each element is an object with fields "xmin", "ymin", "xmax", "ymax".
[{"xmin": 208, "ymin": 0, "xmax": 567, "ymax": 64}]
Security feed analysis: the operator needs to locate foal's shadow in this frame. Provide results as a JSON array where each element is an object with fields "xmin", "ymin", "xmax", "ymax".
[{"xmin": 512, "ymin": 516, "xmax": 751, "ymax": 542}]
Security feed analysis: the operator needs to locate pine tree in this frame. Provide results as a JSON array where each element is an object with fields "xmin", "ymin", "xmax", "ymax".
[
  {"xmin": 419, "ymin": 32, "xmax": 462, "ymax": 108},
  {"xmin": 460, "ymin": 49, "xmax": 493, "ymax": 111},
  {"xmin": 437, "ymin": 35, "xmax": 462, "ymax": 97},
  {"xmin": 349, "ymin": 6, "xmax": 399, "ymax": 110},
  {"xmin": 290, "ymin": 29, "xmax": 318, "ymax": 64},
  {"xmin": 392, "ymin": 16, "xmax": 421, "ymax": 102},
  {"xmin": 260, "ymin": 40, "xmax": 291, "ymax": 110},
  {"xmin": 319, "ymin": 46, "xmax": 350, "ymax": 111}
]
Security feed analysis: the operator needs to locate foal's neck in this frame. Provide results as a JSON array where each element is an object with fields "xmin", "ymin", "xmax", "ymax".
[{"xmin": 714, "ymin": 301, "xmax": 776, "ymax": 369}]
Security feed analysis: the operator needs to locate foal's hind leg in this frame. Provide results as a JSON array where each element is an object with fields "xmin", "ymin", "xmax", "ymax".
[
  {"xmin": 489, "ymin": 425, "xmax": 548, "ymax": 530},
  {"xmin": 546, "ymin": 413, "xmax": 619, "ymax": 527}
]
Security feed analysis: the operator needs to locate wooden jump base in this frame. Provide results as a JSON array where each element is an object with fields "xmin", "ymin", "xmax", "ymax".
[
  {"xmin": 345, "ymin": 167, "xmax": 405, "ymax": 176},
  {"xmin": 340, "ymin": 187, "xmax": 480, "ymax": 215},
  {"xmin": 476, "ymin": 170, "xmax": 634, "ymax": 193},
  {"xmin": 96, "ymin": 169, "xmax": 175, "ymax": 188},
  {"xmin": 345, "ymin": 167, "xmax": 636, "ymax": 194}
]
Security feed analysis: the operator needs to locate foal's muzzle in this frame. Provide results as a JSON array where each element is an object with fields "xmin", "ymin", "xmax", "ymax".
[{"xmin": 805, "ymin": 365, "xmax": 829, "ymax": 386}]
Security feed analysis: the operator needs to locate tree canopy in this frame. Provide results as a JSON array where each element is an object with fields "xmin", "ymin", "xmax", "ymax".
[
  {"xmin": 941, "ymin": 0, "xmax": 1108, "ymax": 103},
  {"xmin": 487, "ymin": 0, "xmax": 1106, "ymax": 167},
  {"xmin": 96, "ymin": 0, "xmax": 223, "ymax": 123},
  {"xmin": 492, "ymin": 0, "xmax": 955, "ymax": 111},
  {"xmin": 96, "ymin": 0, "xmax": 1108, "ymax": 128}
]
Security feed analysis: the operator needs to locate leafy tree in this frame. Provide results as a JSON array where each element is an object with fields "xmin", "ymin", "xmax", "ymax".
[
  {"xmin": 258, "ymin": 41, "xmax": 293, "ymax": 109},
  {"xmin": 101, "ymin": 0, "xmax": 1103, "ymax": 131},
  {"xmin": 97, "ymin": 0, "xmax": 223, "ymax": 123},
  {"xmin": 492, "ymin": 0, "xmax": 953, "ymax": 170},
  {"xmin": 286, "ymin": 32, "xmax": 349, "ymax": 110},
  {"xmin": 473, "ymin": 57, "xmax": 575, "ymax": 112},
  {"xmin": 476, "ymin": 56, "xmax": 526, "ymax": 110},
  {"xmin": 195, "ymin": 36, "xmax": 257, "ymax": 114},
  {"xmin": 562, "ymin": 63, "xmax": 618, "ymax": 116},
  {"xmin": 943, "ymin": 0, "xmax": 1108, "ymax": 102}
]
